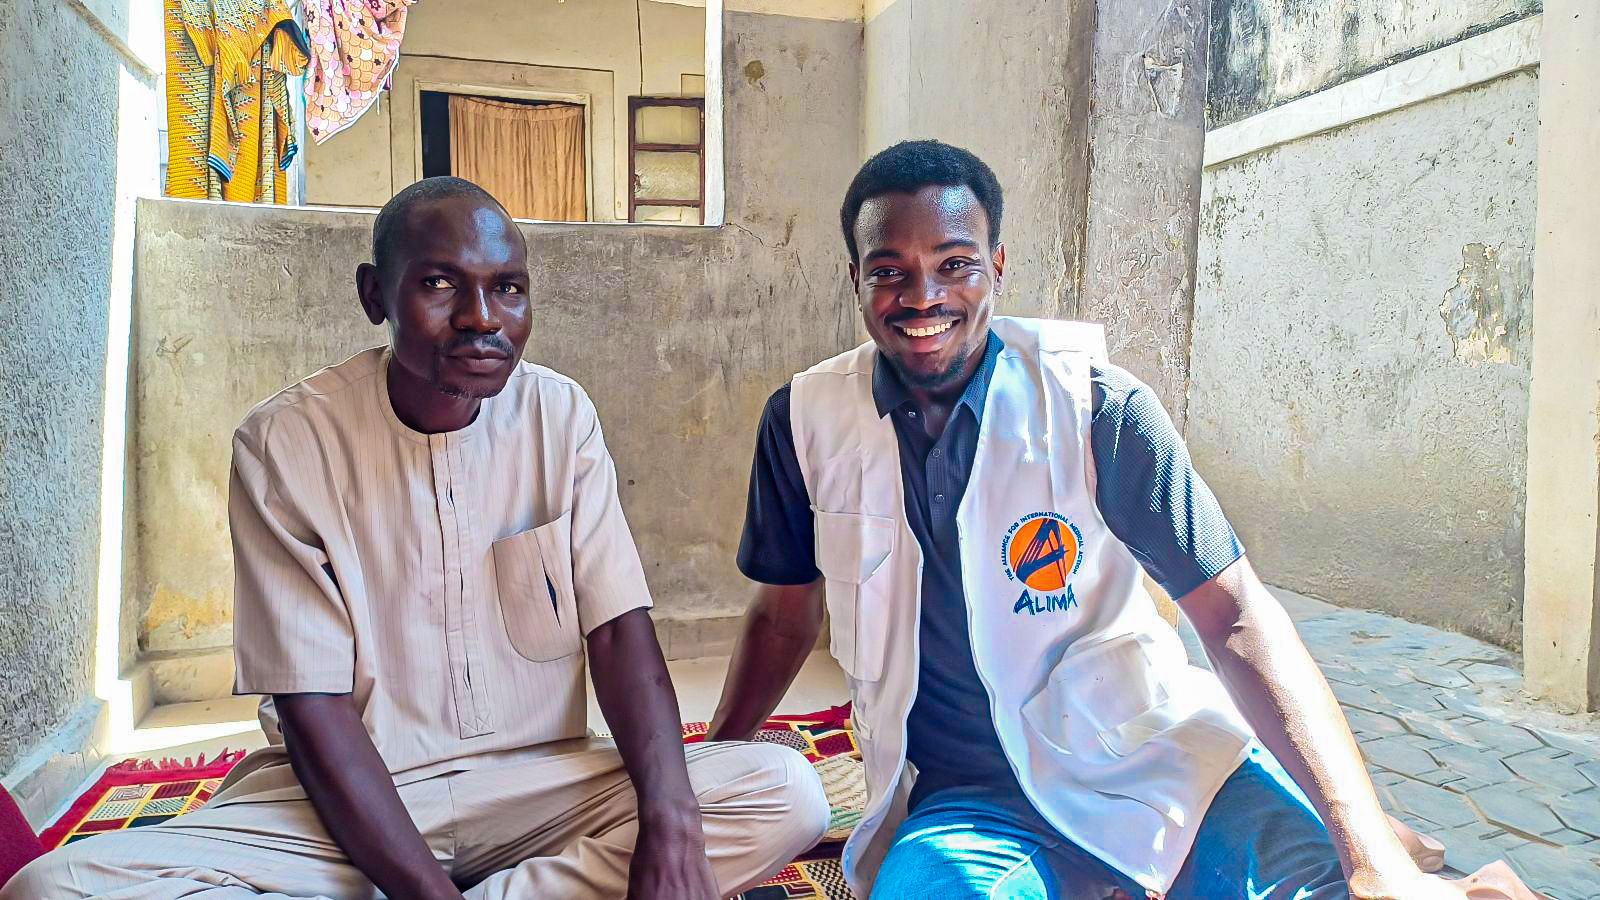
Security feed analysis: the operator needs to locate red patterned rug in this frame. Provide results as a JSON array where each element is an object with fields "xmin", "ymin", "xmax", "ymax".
[
  {"xmin": 40, "ymin": 750, "xmax": 248, "ymax": 848},
  {"xmin": 39, "ymin": 707, "xmax": 862, "ymax": 898}
]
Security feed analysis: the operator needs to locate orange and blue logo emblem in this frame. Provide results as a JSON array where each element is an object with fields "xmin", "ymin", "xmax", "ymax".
[{"xmin": 1001, "ymin": 512, "xmax": 1083, "ymax": 615}]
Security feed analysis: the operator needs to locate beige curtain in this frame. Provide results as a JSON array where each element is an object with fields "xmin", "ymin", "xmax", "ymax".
[{"xmin": 448, "ymin": 96, "xmax": 587, "ymax": 222}]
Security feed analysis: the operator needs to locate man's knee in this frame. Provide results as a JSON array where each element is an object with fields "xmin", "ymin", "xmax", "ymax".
[
  {"xmin": 745, "ymin": 743, "xmax": 829, "ymax": 852},
  {"xmin": 2, "ymin": 841, "xmax": 95, "ymax": 900},
  {"xmin": 695, "ymin": 741, "xmax": 829, "ymax": 854},
  {"xmin": 775, "ymin": 745, "xmax": 830, "ymax": 849}
]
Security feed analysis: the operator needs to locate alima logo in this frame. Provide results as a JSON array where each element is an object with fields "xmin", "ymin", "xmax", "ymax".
[{"xmin": 1001, "ymin": 512, "xmax": 1084, "ymax": 615}]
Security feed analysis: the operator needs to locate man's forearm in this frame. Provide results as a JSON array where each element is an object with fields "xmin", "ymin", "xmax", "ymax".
[
  {"xmin": 277, "ymin": 693, "xmax": 463, "ymax": 900},
  {"xmin": 708, "ymin": 580, "xmax": 824, "ymax": 742},
  {"xmin": 588, "ymin": 608, "xmax": 702, "ymax": 822},
  {"xmin": 1182, "ymin": 559, "xmax": 1413, "ymax": 884}
]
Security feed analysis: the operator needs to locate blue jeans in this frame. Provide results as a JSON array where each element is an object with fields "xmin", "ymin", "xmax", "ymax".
[{"xmin": 873, "ymin": 745, "xmax": 1347, "ymax": 899}]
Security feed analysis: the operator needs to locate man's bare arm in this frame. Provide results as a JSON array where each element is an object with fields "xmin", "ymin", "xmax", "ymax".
[
  {"xmin": 707, "ymin": 580, "xmax": 825, "ymax": 742},
  {"xmin": 587, "ymin": 607, "xmax": 718, "ymax": 899},
  {"xmin": 1181, "ymin": 556, "xmax": 1462, "ymax": 899},
  {"xmin": 277, "ymin": 693, "xmax": 464, "ymax": 900}
]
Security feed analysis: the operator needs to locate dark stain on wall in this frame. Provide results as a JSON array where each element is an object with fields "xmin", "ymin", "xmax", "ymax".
[{"xmin": 1207, "ymin": 0, "xmax": 1542, "ymax": 129}]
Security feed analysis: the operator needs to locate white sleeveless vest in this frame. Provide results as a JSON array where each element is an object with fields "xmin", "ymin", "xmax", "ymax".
[{"xmin": 790, "ymin": 317, "xmax": 1254, "ymax": 896}]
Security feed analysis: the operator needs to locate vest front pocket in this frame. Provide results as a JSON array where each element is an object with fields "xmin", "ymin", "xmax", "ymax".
[
  {"xmin": 492, "ymin": 511, "xmax": 581, "ymax": 662},
  {"xmin": 813, "ymin": 510, "xmax": 896, "ymax": 682},
  {"xmin": 1021, "ymin": 632, "xmax": 1249, "ymax": 824}
]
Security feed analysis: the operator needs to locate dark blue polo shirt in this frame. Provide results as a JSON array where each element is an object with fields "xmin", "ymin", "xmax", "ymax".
[{"xmin": 737, "ymin": 331, "xmax": 1245, "ymax": 809}]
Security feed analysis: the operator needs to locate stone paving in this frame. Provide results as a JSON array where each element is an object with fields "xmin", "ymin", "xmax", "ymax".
[{"xmin": 1287, "ymin": 596, "xmax": 1600, "ymax": 899}]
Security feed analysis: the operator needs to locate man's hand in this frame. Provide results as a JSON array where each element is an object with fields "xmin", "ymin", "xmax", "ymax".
[{"xmin": 627, "ymin": 814, "xmax": 719, "ymax": 900}]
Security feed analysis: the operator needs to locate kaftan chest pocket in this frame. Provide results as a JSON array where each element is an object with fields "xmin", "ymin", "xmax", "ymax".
[
  {"xmin": 492, "ymin": 511, "xmax": 581, "ymax": 662},
  {"xmin": 814, "ymin": 510, "xmax": 896, "ymax": 683}
]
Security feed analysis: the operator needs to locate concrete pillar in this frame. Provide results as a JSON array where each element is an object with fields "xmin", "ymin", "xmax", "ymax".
[
  {"xmin": 1081, "ymin": 0, "xmax": 1211, "ymax": 429},
  {"xmin": 1523, "ymin": 0, "xmax": 1600, "ymax": 712}
]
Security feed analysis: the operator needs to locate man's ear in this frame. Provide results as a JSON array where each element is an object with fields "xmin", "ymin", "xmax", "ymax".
[
  {"xmin": 848, "ymin": 260, "xmax": 861, "ymax": 293},
  {"xmin": 356, "ymin": 263, "xmax": 386, "ymax": 326},
  {"xmin": 991, "ymin": 243, "xmax": 1006, "ymax": 295}
]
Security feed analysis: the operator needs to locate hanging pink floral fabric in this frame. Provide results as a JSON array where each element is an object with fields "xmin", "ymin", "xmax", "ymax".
[{"xmin": 303, "ymin": 0, "xmax": 416, "ymax": 143}]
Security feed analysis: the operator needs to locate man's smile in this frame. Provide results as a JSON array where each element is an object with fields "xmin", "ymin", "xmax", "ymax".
[{"xmin": 890, "ymin": 313, "xmax": 964, "ymax": 356}]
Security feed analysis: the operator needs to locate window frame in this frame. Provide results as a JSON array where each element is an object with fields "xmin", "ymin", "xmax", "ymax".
[{"xmin": 627, "ymin": 96, "xmax": 706, "ymax": 224}]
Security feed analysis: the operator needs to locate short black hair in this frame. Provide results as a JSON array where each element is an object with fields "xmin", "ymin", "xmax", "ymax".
[
  {"xmin": 839, "ymin": 140, "xmax": 1004, "ymax": 264},
  {"xmin": 371, "ymin": 176, "xmax": 508, "ymax": 274}
]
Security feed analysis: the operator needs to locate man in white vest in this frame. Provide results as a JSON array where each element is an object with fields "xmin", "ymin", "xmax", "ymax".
[{"xmin": 707, "ymin": 141, "xmax": 1476, "ymax": 898}]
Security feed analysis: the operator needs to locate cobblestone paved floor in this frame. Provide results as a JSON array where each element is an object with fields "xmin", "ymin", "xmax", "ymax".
[{"xmin": 1279, "ymin": 589, "xmax": 1600, "ymax": 899}]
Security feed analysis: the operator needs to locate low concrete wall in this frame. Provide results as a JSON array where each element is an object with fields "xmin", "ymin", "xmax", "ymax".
[
  {"xmin": 1191, "ymin": 70, "xmax": 1539, "ymax": 648},
  {"xmin": 130, "ymin": 11, "xmax": 861, "ymax": 698}
]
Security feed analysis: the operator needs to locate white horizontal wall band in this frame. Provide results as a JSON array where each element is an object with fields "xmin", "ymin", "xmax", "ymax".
[{"xmin": 1204, "ymin": 15, "xmax": 1542, "ymax": 168}]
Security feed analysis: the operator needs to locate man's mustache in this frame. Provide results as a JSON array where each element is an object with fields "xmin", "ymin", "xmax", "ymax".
[
  {"xmin": 886, "ymin": 305, "xmax": 960, "ymax": 325},
  {"xmin": 444, "ymin": 334, "xmax": 516, "ymax": 356}
]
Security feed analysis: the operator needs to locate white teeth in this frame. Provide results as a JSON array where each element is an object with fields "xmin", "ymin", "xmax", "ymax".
[{"xmin": 900, "ymin": 321, "xmax": 954, "ymax": 338}]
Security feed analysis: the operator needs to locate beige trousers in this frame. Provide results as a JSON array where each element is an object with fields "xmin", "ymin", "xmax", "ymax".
[{"xmin": 2, "ymin": 740, "xmax": 828, "ymax": 899}]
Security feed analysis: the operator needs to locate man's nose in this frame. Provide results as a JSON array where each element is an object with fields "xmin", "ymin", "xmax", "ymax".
[
  {"xmin": 452, "ymin": 284, "xmax": 501, "ymax": 332},
  {"xmin": 901, "ymin": 271, "xmax": 947, "ymax": 309}
]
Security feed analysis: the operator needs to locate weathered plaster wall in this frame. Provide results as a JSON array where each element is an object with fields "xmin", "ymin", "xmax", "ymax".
[
  {"xmin": 1081, "ymin": 0, "xmax": 1211, "ymax": 427},
  {"xmin": 1190, "ymin": 72, "xmax": 1539, "ymax": 647},
  {"xmin": 1, "ymin": 0, "xmax": 160, "ymax": 818},
  {"xmin": 863, "ymin": 0, "xmax": 1094, "ymax": 320},
  {"xmin": 132, "ymin": 12, "xmax": 861, "ymax": 696},
  {"xmin": 1208, "ymin": 0, "xmax": 1541, "ymax": 127},
  {"xmin": 0, "ymin": 0, "xmax": 118, "ymax": 778}
]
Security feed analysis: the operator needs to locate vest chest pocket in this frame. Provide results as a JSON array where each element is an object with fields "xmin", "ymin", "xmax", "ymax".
[
  {"xmin": 814, "ymin": 510, "xmax": 896, "ymax": 682},
  {"xmin": 492, "ymin": 511, "xmax": 581, "ymax": 662}
]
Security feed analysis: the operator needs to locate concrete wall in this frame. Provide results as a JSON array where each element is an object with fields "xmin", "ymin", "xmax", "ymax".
[
  {"xmin": 0, "ymin": 0, "xmax": 160, "ymax": 819},
  {"xmin": 1191, "ymin": 68, "xmax": 1539, "ymax": 648},
  {"xmin": 863, "ymin": 0, "xmax": 1094, "ymax": 320},
  {"xmin": 302, "ymin": 0, "xmax": 706, "ymax": 221},
  {"xmin": 1208, "ymin": 0, "xmax": 1541, "ymax": 127},
  {"xmin": 131, "ymin": 10, "xmax": 862, "ymax": 699}
]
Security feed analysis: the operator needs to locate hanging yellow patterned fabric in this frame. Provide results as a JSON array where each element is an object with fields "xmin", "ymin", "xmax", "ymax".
[{"xmin": 165, "ymin": 0, "xmax": 309, "ymax": 203}]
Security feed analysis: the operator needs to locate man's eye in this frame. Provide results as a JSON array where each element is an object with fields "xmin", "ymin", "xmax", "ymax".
[
  {"xmin": 945, "ymin": 259, "xmax": 972, "ymax": 270},
  {"xmin": 871, "ymin": 268, "xmax": 902, "ymax": 279},
  {"xmin": 423, "ymin": 276, "xmax": 453, "ymax": 289},
  {"xmin": 497, "ymin": 283, "xmax": 524, "ymax": 295}
]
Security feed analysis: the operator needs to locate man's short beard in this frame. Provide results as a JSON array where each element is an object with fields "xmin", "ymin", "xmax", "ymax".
[
  {"xmin": 891, "ymin": 343, "xmax": 974, "ymax": 391},
  {"xmin": 433, "ymin": 360, "xmax": 504, "ymax": 401},
  {"xmin": 437, "ymin": 381, "xmax": 500, "ymax": 400}
]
